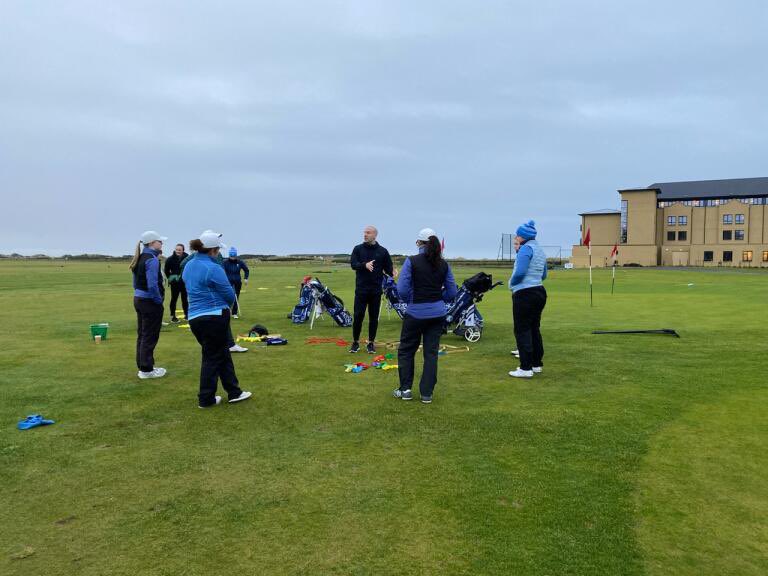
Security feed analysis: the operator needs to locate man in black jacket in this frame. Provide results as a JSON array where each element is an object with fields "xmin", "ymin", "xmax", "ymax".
[{"xmin": 349, "ymin": 226, "xmax": 394, "ymax": 353}]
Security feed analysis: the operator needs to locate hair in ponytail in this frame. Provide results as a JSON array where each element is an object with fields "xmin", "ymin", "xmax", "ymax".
[
  {"xmin": 128, "ymin": 241, "xmax": 142, "ymax": 271},
  {"xmin": 190, "ymin": 238, "xmax": 217, "ymax": 255},
  {"xmin": 424, "ymin": 235, "xmax": 443, "ymax": 268}
]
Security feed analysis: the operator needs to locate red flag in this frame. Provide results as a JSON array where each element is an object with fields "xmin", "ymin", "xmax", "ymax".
[
  {"xmin": 583, "ymin": 228, "xmax": 591, "ymax": 247},
  {"xmin": 610, "ymin": 244, "xmax": 618, "ymax": 259},
  {"xmin": 441, "ymin": 237, "xmax": 445, "ymax": 252}
]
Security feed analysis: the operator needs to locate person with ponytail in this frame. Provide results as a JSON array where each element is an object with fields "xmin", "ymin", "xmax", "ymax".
[
  {"xmin": 130, "ymin": 231, "xmax": 167, "ymax": 379},
  {"xmin": 182, "ymin": 231, "xmax": 252, "ymax": 408},
  {"xmin": 393, "ymin": 228, "xmax": 457, "ymax": 404},
  {"xmin": 508, "ymin": 220, "xmax": 548, "ymax": 378}
]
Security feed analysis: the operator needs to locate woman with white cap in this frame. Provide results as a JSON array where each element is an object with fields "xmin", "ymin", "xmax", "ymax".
[
  {"xmin": 508, "ymin": 220, "xmax": 548, "ymax": 378},
  {"xmin": 129, "ymin": 231, "xmax": 168, "ymax": 379},
  {"xmin": 182, "ymin": 230, "xmax": 252, "ymax": 408},
  {"xmin": 393, "ymin": 228, "xmax": 457, "ymax": 404}
]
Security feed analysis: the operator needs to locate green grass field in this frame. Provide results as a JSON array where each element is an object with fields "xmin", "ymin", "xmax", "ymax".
[{"xmin": 1, "ymin": 261, "xmax": 766, "ymax": 575}]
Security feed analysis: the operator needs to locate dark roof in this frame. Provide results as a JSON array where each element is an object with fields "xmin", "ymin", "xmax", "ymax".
[
  {"xmin": 579, "ymin": 209, "xmax": 621, "ymax": 216},
  {"xmin": 619, "ymin": 177, "xmax": 768, "ymax": 200}
]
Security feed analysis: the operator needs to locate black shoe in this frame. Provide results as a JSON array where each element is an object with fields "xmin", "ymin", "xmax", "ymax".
[
  {"xmin": 349, "ymin": 342, "xmax": 360, "ymax": 353},
  {"xmin": 366, "ymin": 342, "xmax": 376, "ymax": 354},
  {"xmin": 171, "ymin": 317, "xmax": 179, "ymax": 323},
  {"xmin": 421, "ymin": 396, "xmax": 432, "ymax": 404}
]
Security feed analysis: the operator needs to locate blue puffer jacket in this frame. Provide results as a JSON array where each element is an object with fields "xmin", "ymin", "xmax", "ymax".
[{"xmin": 509, "ymin": 239, "xmax": 547, "ymax": 293}]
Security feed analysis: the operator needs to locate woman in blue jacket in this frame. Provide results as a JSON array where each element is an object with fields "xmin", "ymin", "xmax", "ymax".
[
  {"xmin": 393, "ymin": 228, "xmax": 457, "ymax": 404},
  {"xmin": 129, "ymin": 231, "xmax": 167, "ymax": 380},
  {"xmin": 183, "ymin": 231, "xmax": 252, "ymax": 408},
  {"xmin": 508, "ymin": 220, "xmax": 548, "ymax": 378}
]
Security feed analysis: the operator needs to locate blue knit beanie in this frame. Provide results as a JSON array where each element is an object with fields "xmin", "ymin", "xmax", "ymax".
[
  {"xmin": 516, "ymin": 220, "xmax": 537, "ymax": 240},
  {"xmin": 229, "ymin": 247, "xmax": 237, "ymax": 257}
]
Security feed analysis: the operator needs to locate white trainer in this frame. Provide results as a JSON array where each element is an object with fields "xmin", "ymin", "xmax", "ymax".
[
  {"xmin": 198, "ymin": 395, "xmax": 222, "ymax": 408},
  {"xmin": 233, "ymin": 314, "xmax": 239, "ymax": 319},
  {"xmin": 138, "ymin": 367, "xmax": 167, "ymax": 379},
  {"xmin": 229, "ymin": 344, "xmax": 248, "ymax": 353},
  {"xmin": 228, "ymin": 391, "xmax": 252, "ymax": 404},
  {"xmin": 508, "ymin": 368, "xmax": 533, "ymax": 378},
  {"xmin": 532, "ymin": 366, "xmax": 543, "ymax": 373},
  {"xmin": 510, "ymin": 350, "xmax": 520, "ymax": 357}
]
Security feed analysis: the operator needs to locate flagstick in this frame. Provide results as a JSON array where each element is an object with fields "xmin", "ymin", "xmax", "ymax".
[
  {"xmin": 611, "ymin": 263, "xmax": 616, "ymax": 295},
  {"xmin": 589, "ymin": 245, "xmax": 593, "ymax": 307}
]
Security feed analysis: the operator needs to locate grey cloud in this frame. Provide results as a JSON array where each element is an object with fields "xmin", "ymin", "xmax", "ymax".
[{"xmin": 1, "ymin": 1, "xmax": 766, "ymax": 257}]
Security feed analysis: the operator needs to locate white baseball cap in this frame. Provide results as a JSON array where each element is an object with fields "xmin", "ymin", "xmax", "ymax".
[
  {"xmin": 199, "ymin": 230, "xmax": 225, "ymax": 249},
  {"xmin": 140, "ymin": 231, "xmax": 167, "ymax": 244},
  {"xmin": 417, "ymin": 228, "xmax": 437, "ymax": 242}
]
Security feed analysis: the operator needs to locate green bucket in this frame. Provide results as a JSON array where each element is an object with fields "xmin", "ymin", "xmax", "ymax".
[{"xmin": 90, "ymin": 323, "xmax": 109, "ymax": 341}]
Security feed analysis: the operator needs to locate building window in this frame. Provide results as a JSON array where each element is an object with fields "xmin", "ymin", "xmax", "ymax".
[
  {"xmin": 667, "ymin": 215, "xmax": 676, "ymax": 226},
  {"xmin": 678, "ymin": 215, "xmax": 688, "ymax": 225},
  {"xmin": 723, "ymin": 214, "xmax": 733, "ymax": 224},
  {"xmin": 742, "ymin": 251, "xmax": 753, "ymax": 262},
  {"xmin": 723, "ymin": 251, "xmax": 733, "ymax": 262},
  {"xmin": 704, "ymin": 251, "xmax": 713, "ymax": 262},
  {"xmin": 735, "ymin": 230, "xmax": 744, "ymax": 241},
  {"xmin": 722, "ymin": 230, "xmax": 732, "ymax": 241},
  {"xmin": 763, "ymin": 251, "xmax": 768, "ymax": 262},
  {"xmin": 682, "ymin": 201, "xmax": 693, "ymax": 206},
  {"xmin": 620, "ymin": 200, "xmax": 628, "ymax": 244},
  {"xmin": 735, "ymin": 214, "xmax": 744, "ymax": 224},
  {"xmin": 678, "ymin": 231, "xmax": 687, "ymax": 241},
  {"xmin": 667, "ymin": 231, "xmax": 675, "ymax": 241}
]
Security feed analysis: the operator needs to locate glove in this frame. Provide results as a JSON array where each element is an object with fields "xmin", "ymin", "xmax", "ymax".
[{"xmin": 245, "ymin": 279, "xmax": 249, "ymax": 286}]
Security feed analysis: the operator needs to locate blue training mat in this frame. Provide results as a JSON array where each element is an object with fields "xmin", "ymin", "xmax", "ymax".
[{"xmin": 17, "ymin": 414, "xmax": 55, "ymax": 431}]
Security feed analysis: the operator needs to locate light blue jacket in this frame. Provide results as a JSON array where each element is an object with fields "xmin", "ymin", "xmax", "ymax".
[
  {"xmin": 509, "ymin": 239, "xmax": 547, "ymax": 293},
  {"xmin": 182, "ymin": 254, "xmax": 236, "ymax": 320}
]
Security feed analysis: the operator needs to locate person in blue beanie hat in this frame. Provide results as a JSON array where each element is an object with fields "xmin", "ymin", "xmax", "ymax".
[
  {"xmin": 222, "ymin": 246, "xmax": 249, "ymax": 318},
  {"xmin": 508, "ymin": 220, "xmax": 548, "ymax": 378}
]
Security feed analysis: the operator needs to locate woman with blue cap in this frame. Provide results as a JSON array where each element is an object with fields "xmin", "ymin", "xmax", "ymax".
[
  {"xmin": 508, "ymin": 220, "xmax": 548, "ymax": 378},
  {"xmin": 129, "ymin": 231, "xmax": 168, "ymax": 380},
  {"xmin": 393, "ymin": 228, "xmax": 457, "ymax": 404},
  {"xmin": 223, "ymin": 247, "xmax": 249, "ymax": 318}
]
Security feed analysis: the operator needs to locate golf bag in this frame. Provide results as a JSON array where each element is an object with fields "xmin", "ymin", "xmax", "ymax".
[
  {"xmin": 290, "ymin": 279, "xmax": 317, "ymax": 324},
  {"xmin": 381, "ymin": 275, "xmax": 407, "ymax": 319},
  {"xmin": 444, "ymin": 272, "xmax": 502, "ymax": 342},
  {"xmin": 307, "ymin": 278, "xmax": 353, "ymax": 327}
]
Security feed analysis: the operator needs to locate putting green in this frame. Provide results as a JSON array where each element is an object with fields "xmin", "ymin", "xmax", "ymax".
[{"xmin": 636, "ymin": 388, "xmax": 768, "ymax": 575}]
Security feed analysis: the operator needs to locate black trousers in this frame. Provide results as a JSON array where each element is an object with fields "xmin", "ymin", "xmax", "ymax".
[
  {"xmin": 231, "ymin": 281, "xmax": 242, "ymax": 315},
  {"xmin": 189, "ymin": 311, "xmax": 243, "ymax": 406},
  {"xmin": 398, "ymin": 315, "xmax": 444, "ymax": 397},
  {"xmin": 353, "ymin": 291, "xmax": 382, "ymax": 342},
  {"xmin": 512, "ymin": 286, "xmax": 547, "ymax": 371},
  {"xmin": 169, "ymin": 280, "xmax": 188, "ymax": 319},
  {"xmin": 134, "ymin": 297, "xmax": 163, "ymax": 372}
]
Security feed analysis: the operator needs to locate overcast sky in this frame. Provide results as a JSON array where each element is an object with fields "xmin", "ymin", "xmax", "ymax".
[{"xmin": 1, "ymin": 1, "xmax": 766, "ymax": 257}]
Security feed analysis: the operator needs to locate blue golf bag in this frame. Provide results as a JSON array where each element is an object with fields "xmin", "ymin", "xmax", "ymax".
[
  {"xmin": 444, "ymin": 272, "xmax": 502, "ymax": 342},
  {"xmin": 382, "ymin": 275, "xmax": 408, "ymax": 319},
  {"xmin": 291, "ymin": 279, "xmax": 317, "ymax": 324},
  {"xmin": 307, "ymin": 278, "xmax": 353, "ymax": 327}
]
